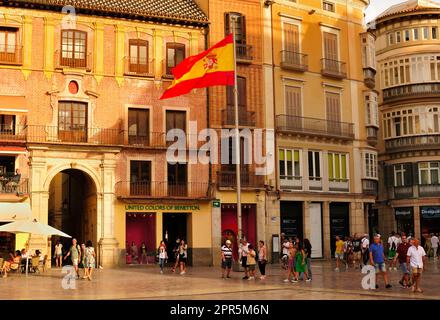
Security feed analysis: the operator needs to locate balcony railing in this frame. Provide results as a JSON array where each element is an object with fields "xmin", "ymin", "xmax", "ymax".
[
  {"xmin": 0, "ymin": 45, "xmax": 23, "ymax": 65},
  {"xmin": 124, "ymin": 57, "xmax": 154, "ymax": 77},
  {"xmin": 280, "ymin": 51, "xmax": 308, "ymax": 72},
  {"xmin": 383, "ymin": 83, "xmax": 440, "ymax": 102},
  {"xmin": 222, "ymin": 108, "xmax": 256, "ymax": 127},
  {"xmin": 276, "ymin": 114, "xmax": 355, "ymax": 140},
  {"xmin": 55, "ymin": 50, "xmax": 92, "ymax": 71},
  {"xmin": 236, "ymin": 44, "xmax": 253, "ymax": 63},
  {"xmin": 329, "ymin": 179, "xmax": 349, "ymax": 192},
  {"xmin": 419, "ymin": 184, "xmax": 440, "ymax": 197},
  {"xmin": 217, "ymin": 171, "xmax": 265, "ymax": 188},
  {"xmin": 26, "ymin": 125, "xmax": 123, "ymax": 145},
  {"xmin": 280, "ymin": 176, "xmax": 302, "ymax": 190},
  {"xmin": 362, "ymin": 179, "xmax": 378, "ymax": 196},
  {"xmin": 393, "ymin": 186, "xmax": 413, "ymax": 199},
  {"xmin": 363, "ymin": 68, "xmax": 376, "ymax": 89},
  {"xmin": 0, "ymin": 124, "xmax": 26, "ymax": 142},
  {"xmin": 321, "ymin": 58, "xmax": 347, "ymax": 79},
  {"xmin": 0, "ymin": 177, "xmax": 28, "ymax": 196},
  {"xmin": 115, "ymin": 181, "xmax": 210, "ymax": 199},
  {"xmin": 385, "ymin": 134, "xmax": 440, "ymax": 153}
]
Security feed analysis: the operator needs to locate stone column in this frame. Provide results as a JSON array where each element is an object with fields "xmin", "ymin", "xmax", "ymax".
[
  {"xmin": 211, "ymin": 205, "xmax": 221, "ymax": 267},
  {"xmin": 350, "ymin": 202, "xmax": 365, "ymax": 235},
  {"xmin": 98, "ymin": 158, "xmax": 119, "ymax": 268},
  {"xmin": 414, "ymin": 205, "xmax": 421, "ymax": 239},
  {"xmin": 256, "ymin": 192, "xmax": 266, "ymax": 248},
  {"xmin": 303, "ymin": 201, "xmax": 311, "ymax": 239},
  {"xmin": 323, "ymin": 201, "xmax": 331, "ymax": 259}
]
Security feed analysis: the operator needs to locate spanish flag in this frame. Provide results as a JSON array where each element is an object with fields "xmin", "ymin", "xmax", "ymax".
[{"xmin": 160, "ymin": 34, "xmax": 235, "ymax": 100}]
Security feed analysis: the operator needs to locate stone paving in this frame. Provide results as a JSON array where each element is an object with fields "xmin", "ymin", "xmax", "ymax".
[{"xmin": 0, "ymin": 260, "xmax": 439, "ymax": 300}]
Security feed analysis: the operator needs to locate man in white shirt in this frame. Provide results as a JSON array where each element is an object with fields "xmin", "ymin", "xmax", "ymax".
[
  {"xmin": 387, "ymin": 231, "xmax": 400, "ymax": 271},
  {"xmin": 406, "ymin": 238, "xmax": 427, "ymax": 293},
  {"xmin": 361, "ymin": 234, "xmax": 370, "ymax": 266},
  {"xmin": 239, "ymin": 239, "xmax": 249, "ymax": 280},
  {"xmin": 431, "ymin": 233, "xmax": 439, "ymax": 260}
]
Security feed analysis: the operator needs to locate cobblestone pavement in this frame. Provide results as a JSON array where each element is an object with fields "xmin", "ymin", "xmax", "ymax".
[{"xmin": 0, "ymin": 260, "xmax": 439, "ymax": 300}]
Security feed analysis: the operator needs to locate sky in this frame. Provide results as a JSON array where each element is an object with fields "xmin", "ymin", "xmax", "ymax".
[{"xmin": 365, "ymin": 0, "xmax": 440, "ymax": 23}]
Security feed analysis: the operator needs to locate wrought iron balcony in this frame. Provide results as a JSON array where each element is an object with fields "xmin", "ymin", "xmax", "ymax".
[
  {"xmin": 0, "ymin": 124, "xmax": 26, "ymax": 142},
  {"xmin": 0, "ymin": 177, "xmax": 28, "ymax": 196},
  {"xmin": 222, "ymin": 108, "xmax": 256, "ymax": 127},
  {"xmin": 236, "ymin": 44, "xmax": 253, "ymax": 63},
  {"xmin": 115, "ymin": 181, "xmax": 211, "ymax": 199},
  {"xmin": 321, "ymin": 58, "xmax": 347, "ymax": 79},
  {"xmin": 124, "ymin": 57, "xmax": 154, "ymax": 77},
  {"xmin": 385, "ymin": 134, "xmax": 440, "ymax": 153},
  {"xmin": 55, "ymin": 50, "xmax": 93, "ymax": 71},
  {"xmin": 276, "ymin": 114, "xmax": 354, "ymax": 140},
  {"xmin": 0, "ymin": 45, "xmax": 23, "ymax": 65},
  {"xmin": 280, "ymin": 51, "xmax": 308, "ymax": 72},
  {"xmin": 383, "ymin": 83, "xmax": 440, "ymax": 103},
  {"xmin": 217, "ymin": 170, "xmax": 265, "ymax": 189}
]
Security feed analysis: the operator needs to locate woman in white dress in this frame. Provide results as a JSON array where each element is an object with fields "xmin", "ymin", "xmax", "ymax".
[{"xmin": 84, "ymin": 240, "xmax": 96, "ymax": 281}]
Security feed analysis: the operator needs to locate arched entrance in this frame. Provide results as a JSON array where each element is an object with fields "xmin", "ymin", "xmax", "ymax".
[{"xmin": 48, "ymin": 169, "xmax": 97, "ymax": 249}]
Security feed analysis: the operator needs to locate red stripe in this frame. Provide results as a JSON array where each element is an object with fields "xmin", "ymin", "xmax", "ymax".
[
  {"xmin": 160, "ymin": 71, "xmax": 235, "ymax": 100},
  {"xmin": 172, "ymin": 34, "xmax": 234, "ymax": 79}
]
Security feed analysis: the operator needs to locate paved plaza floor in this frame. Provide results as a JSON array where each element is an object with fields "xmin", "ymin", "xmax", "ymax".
[{"xmin": 0, "ymin": 260, "xmax": 439, "ymax": 300}]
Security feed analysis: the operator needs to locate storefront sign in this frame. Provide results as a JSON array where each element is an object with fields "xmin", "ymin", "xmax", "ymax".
[
  {"xmin": 421, "ymin": 207, "xmax": 440, "ymax": 219},
  {"xmin": 395, "ymin": 208, "xmax": 413, "ymax": 216},
  {"xmin": 212, "ymin": 200, "xmax": 221, "ymax": 208},
  {"xmin": 125, "ymin": 204, "xmax": 201, "ymax": 211}
]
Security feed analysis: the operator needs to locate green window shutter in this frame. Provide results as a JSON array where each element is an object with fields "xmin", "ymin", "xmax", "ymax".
[
  {"xmin": 328, "ymin": 153, "xmax": 334, "ymax": 179},
  {"xmin": 279, "ymin": 149, "xmax": 285, "ymax": 161},
  {"xmin": 286, "ymin": 150, "xmax": 292, "ymax": 161},
  {"xmin": 335, "ymin": 154, "xmax": 341, "ymax": 179},
  {"xmin": 341, "ymin": 154, "xmax": 347, "ymax": 180}
]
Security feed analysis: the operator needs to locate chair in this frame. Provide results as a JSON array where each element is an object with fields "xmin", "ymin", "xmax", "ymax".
[
  {"xmin": 31, "ymin": 257, "xmax": 40, "ymax": 273},
  {"xmin": 38, "ymin": 255, "xmax": 47, "ymax": 273}
]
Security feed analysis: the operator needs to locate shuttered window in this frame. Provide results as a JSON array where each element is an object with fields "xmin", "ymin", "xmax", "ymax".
[
  {"xmin": 285, "ymin": 85, "xmax": 302, "ymax": 117},
  {"xmin": 225, "ymin": 13, "xmax": 246, "ymax": 45},
  {"xmin": 325, "ymin": 92, "xmax": 341, "ymax": 122},
  {"xmin": 323, "ymin": 32, "xmax": 338, "ymax": 61},
  {"xmin": 283, "ymin": 22, "xmax": 299, "ymax": 53},
  {"xmin": 129, "ymin": 39, "xmax": 148, "ymax": 74},
  {"xmin": 166, "ymin": 110, "xmax": 186, "ymax": 132}
]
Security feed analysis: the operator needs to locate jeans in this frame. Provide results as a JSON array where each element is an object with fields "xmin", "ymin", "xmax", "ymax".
[
  {"xmin": 307, "ymin": 257, "xmax": 312, "ymax": 279},
  {"xmin": 433, "ymin": 247, "xmax": 438, "ymax": 259},
  {"xmin": 258, "ymin": 260, "xmax": 266, "ymax": 276},
  {"xmin": 159, "ymin": 258, "xmax": 165, "ymax": 271}
]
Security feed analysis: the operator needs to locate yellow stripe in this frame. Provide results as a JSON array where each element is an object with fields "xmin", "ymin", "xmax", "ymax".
[{"xmin": 168, "ymin": 43, "xmax": 234, "ymax": 89}]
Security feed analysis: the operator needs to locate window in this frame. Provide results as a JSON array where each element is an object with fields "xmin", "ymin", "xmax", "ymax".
[
  {"xmin": 394, "ymin": 164, "xmax": 406, "ymax": 187},
  {"xmin": 432, "ymin": 27, "xmax": 438, "ymax": 40},
  {"xmin": 404, "ymin": 30, "xmax": 411, "ymax": 42},
  {"xmin": 328, "ymin": 152, "xmax": 348, "ymax": 181},
  {"xmin": 130, "ymin": 160, "xmax": 151, "ymax": 195},
  {"xmin": 365, "ymin": 92, "xmax": 379, "ymax": 126},
  {"xmin": 364, "ymin": 153, "xmax": 377, "ymax": 179},
  {"xmin": 323, "ymin": 1, "xmax": 335, "ymax": 12},
  {"xmin": 128, "ymin": 39, "xmax": 149, "ymax": 74},
  {"xmin": 58, "ymin": 101, "xmax": 87, "ymax": 142},
  {"xmin": 0, "ymin": 114, "xmax": 15, "ymax": 134},
  {"xmin": 61, "ymin": 30, "xmax": 87, "ymax": 68},
  {"xmin": 225, "ymin": 12, "xmax": 246, "ymax": 45},
  {"xmin": 167, "ymin": 163, "xmax": 188, "ymax": 196},
  {"xmin": 413, "ymin": 28, "xmax": 419, "ymax": 40},
  {"xmin": 323, "ymin": 31, "xmax": 338, "ymax": 62},
  {"xmin": 419, "ymin": 162, "xmax": 440, "ymax": 185},
  {"xmin": 423, "ymin": 27, "xmax": 429, "ymax": 40},
  {"xmin": 396, "ymin": 31, "xmax": 401, "ymax": 43},
  {"xmin": 166, "ymin": 110, "xmax": 186, "ymax": 132},
  {"xmin": 325, "ymin": 91, "xmax": 341, "ymax": 133},
  {"xmin": 226, "ymin": 77, "xmax": 248, "ymax": 125},
  {"xmin": 284, "ymin": 85, "xmax": 302, "ymax": 117},
  {"xmin": 279, "ymin": 149, "xmax": 301, "ymax": 179},
  {"xmin": 388, "ymin": 33, "xmax": 394, "ymax": 45},
  {"xmin": 308, "ymin": 151, "xmax": 321, "ymax": 180},
  {"xmin": 166, "ymin": 43, "xmax": 185, "ymax": 76},
  {"xmin": 0, "ymin": 27, "xmax": 18, "ymax": 63},
  {"xmin": 128, "ymin": 108, "xmax": 149, "ymax": 145},
  {"xmin": 282, "ymin": 21, "xmax": 300, "ymax": 62}
]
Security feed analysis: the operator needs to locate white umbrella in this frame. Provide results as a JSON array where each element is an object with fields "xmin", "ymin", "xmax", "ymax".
[{"xmin": 0, "ymin": 219, "xmax": 71, "ymax": 275}]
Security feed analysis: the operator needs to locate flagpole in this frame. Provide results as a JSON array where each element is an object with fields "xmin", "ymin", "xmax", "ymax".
[{"xmin": 231, "ymin": 22, "xmax": 243, "ymax": 253}]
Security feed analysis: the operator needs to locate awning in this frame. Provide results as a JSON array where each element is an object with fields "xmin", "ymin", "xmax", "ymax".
[
  {"xmin": 0, "ymin": 202, "xmax": 32, "ymax": 222},
  {"xmin": 0, "ymin": 146, "xmax": 26, "ymax": 154},
  {"xmin": 0, "ymin": 96, "xmax": 27, "ymax": 110}
]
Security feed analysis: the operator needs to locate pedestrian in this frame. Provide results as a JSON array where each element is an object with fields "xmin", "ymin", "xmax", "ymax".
[
  {"xmin": 221, "ymin": 239, "xmax": 233, "ymax": 279},
  {"xmin": 140, "ymin": 241, "xmax": 147, "ymax": 264},
  {"xmin": 295, "ymin": 241, "xmax": 311, "ymax": 282},
  {"xmin": 63, "ymin": 238, "xmax": 81, "ymax": 279},
  {"xmin": 178, "ymin": 239, "xmax": 188, "ymax": 275},
  {"xmin": 431, "ymin": 233, "xmax": 439, "ymax": 260},
  {"xmin": 344, "ymin": 236, "xmax": 353, "ymax": 269},
  {"xmin": 284, "ymin": 242, "xmax": 296, "ymax": 283},
  {"xmin": 130, "ymin": 241, "xmax": 138, "ymax": 263},
  {"xmin": 84, "ymin": 240, "xmax": 95, "ymax": 281},
  {"xmin": 388, "ymin": 231, "xmax": 400, "ymax": 271},
  {"xmin": 281, "ymin": 238, "xmax": 290, "ymax": 270},
  {"xmin": 303, "ymin": 238, "xmax": 312, "ymax": 280},
  {"xmin": 239, "ymin": 239, "xmax": 249, "ymax": 280},
  {"xmin": 394, "ymin": 234, "xmax": 411, "ymax": 288},
  {"xmin": 257, "ymin": 240, "xmax": 267, "ymax": 280},
  {"xmin": 158, "ymin": 241, "xmax": 167, "ymax": 274},
  {"xmin": 406, "ymin": 238, "xmax": 427, "ymax": 293},
  {"xmin": 361, "ymin": 233, "xmax": 370, "ymax": 266},
  {"xmin": 54, "ymin": 240, "xmax": 63, "ymax": 268},
  {"xmin": 246, "ymin": 244, "xmax": 257, "ymax": 280},
  {"xmin": 352, "ymin": 234, "xmax": 362, "ymax": 269},
  {"xmin": 79, "ymin": 243, "xmax": 86, "ymax": 278},
  {"xmin": 334, "ymin": 236, "xmax": 345, "ymax": 272},
  {"xmin": 172, "ymin": 238, "xmax": 180, "ymax": 273},
  {"xmin": 369, "ymin": 234, "xmax": 392, "ymax": 289}
]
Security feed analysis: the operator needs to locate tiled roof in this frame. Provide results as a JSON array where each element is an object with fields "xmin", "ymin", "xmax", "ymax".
[
  {"xmin": 377, "ymin": 0, "xmax": 440, "ymax": 20},
  {"xmin": 4, "ymin": 0, "xmax": 208, "ymax": 24}
]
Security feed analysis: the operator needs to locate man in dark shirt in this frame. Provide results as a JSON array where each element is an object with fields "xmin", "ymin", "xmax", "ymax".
[
  {"xmin": 394, "ymin": 235, "xmax": 411, "ymax": 288},
  {"xmin": 352, "ymin": 233, "xmax": 362, "ymax": 269}
]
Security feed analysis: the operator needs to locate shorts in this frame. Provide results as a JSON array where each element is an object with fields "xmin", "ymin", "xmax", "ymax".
[
  {"xmin": 179, "ymin": 257, "xmax": 187, "ymax": 264},
  {"xmin": 288, "ymin": 259, "xmax": 295, "ymax": 269},
  {"xmin": 56, "ymin": 253, "xmax": 62, "ymax": 257},
  {"xmin": 222, "ymin": 258, "xmax": 232, "ymax": 269},
  {"xmin": 353, "ymin": 251, "xmax": 361, "ymax": 261},
  {"xmin": 374, "ymin": 262, "xmax": 386, "ymax": 273},
  {"xmin": 388, "ymin": 250, "xmax": 396, "ymax": 259},
  {"xmin": 241, "ymin": 256, "xmax": 247, "ymax": 268},
  {"xmin": 411, "ymin": 267, "xmax": 423, "ymax": 275},
  {"xmin": 335, "ymin": 252, "xmax": 344, "ymax": 260},
  {"xmin": 248, "ymin": 264, "xmax": 256, "ymax": 271},
  {"xmin": 400, "ymin": 262, "xmax": 410, "ymax": 274},
  {"xmin": 72, "ymin": 258, "xmax": 79, "ymax": 266}
]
